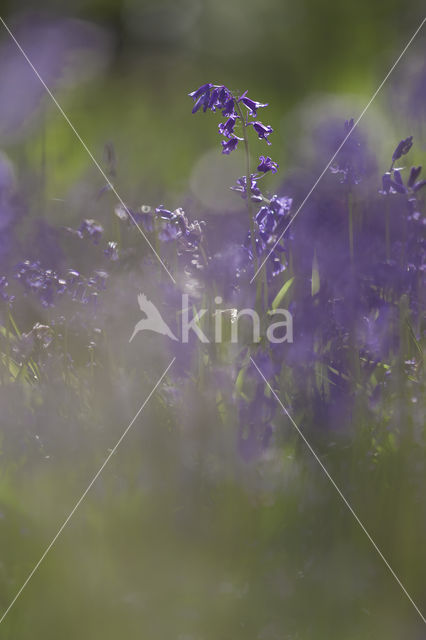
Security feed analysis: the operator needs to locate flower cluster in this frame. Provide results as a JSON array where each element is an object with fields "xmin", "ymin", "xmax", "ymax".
[
  {"xmin": 155, "ymin": 206, "xmax": 205, "ymax": 251},
  {"xmin": 230, "ymin": 169, "xmax": 291, "ymax": 278},
  {"xmin": 381, "ymin": 164, "xmax": 426, "ymax": 196},
  {"xmin": 253, "ymin": 195, "xmax": 293, "ymax": 277},
  {"xmin": 14, "ymin": 261, "xmax": 108, "ymax": 308},
  {"xmin": 188, "ymin": 83, "xmax": 275, "ymax": 159},
  {"xmin": 231, "ymin": 173, "xmax": 263, "ymax": 202},
  {"xmin": 230, "ymin": 161, "xmax": 279, "ymax": 204}
]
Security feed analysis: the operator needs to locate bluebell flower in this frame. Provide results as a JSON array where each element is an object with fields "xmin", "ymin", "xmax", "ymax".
[
  {"xmin": 189, "ymin": 83, "xmax": 212, "ymax": 100},
  {"xmin": 14, "ymin": 261, "xmax": 59, "ymax": 307},
  {"xmin": 14, "ymin": 261, "xmax": 110, "ymax": 309},
  {"xmin": 189, "ymin": 83, "xmax": 235, "ymax": 115},
  {"xmin": 152, "ymin": 205, "xmax": 205, "ymax": 255},
  {"xmin": 78, "ymin": 219, "xmax": 104, "ymax": 244},
  {"xmin": 189, "ymin": 83, "xmax": 274, "ymax": 156},
  {"xmin": 255, "ymin": 198, "xmax": 292, "ymax": 248},
  {"xmin": 207, "ymin": 87, "xmax": 220, "ymax": 109},
  {"xmin": 392, "ymin": 136, "xmax": 413, "ymax": 163},
  {"xmin": 257, "ymin": 155, "xmax": 278, "ymax": 174},
  {"xmin": 250, "ymin": 121, "xmax": 273, "ymax": 144},
  {"xmin": 380, "ymin": 172, "xmax": 393, "ymax": 195},
  {"xmin": 189, "ymin": 83, "xmax": 213, "ymax": 113},
  {"xmin": 155, "ymin": 205, "xmax": 175, "ymax": 220},
  {"xmin": 222, "ymin": 98, "xmax": 235, "ymax": 117},
  {"xmin": 243, "ymin": 194, "xmax": 293, "ymax": 280},
  {"xmin": 230, "ymin": 174, "xmax": 263, "ymax": 201},
  {"xmin": 221, "ymin": 136, "xmax": 241, "ymax": 154},
  {"xmin": 237, "ymin": 91, "xmax": 268, "ymax": 117},
  {"xmin": 408, "ymin": 166, "xmax": 426, "ymax": 191},
  {"xmin": 218, "ymin": 115, "xmax": 239, "ymax": 138},
  {"xmin": 269, "ymin": 194, "xmax": 292, "ymax": 216},
  {"xmin": 91, "ymin": 270, "xmax": 108, "ymax": 291},
  {"xmin": 408, "ymin": 165, "xmax": 422, "ymax": 187},
  {"xmin": 391, "ymin": 170, "xmax": 408, "ymax": 194},
  {"xmin": 216, "ymin": 86, "xmax": 233, "ymax": 111},
  {"xmin": 174, "ymin": 209, "xmax": 205, "ymax": 247},
  {"xmin": 104, "ymin": 241, "xmax": 119, "ymax": 261},
  {"xmin": 380, "ymin": 166, "xmax": 426, "ymax": 195}
]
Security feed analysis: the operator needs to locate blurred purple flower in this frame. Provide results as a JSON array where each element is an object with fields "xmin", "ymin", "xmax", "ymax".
[
  {"xmin": 380, "ymin": 165, "xmax": 426, "ymax": 195},
  {"xmin": 329, "ymin": 118, "xmax": 367, "ymax": 185},
  {"xmin": 78, "ymin": 219, "xmax": 103, "ymax": 244},
  {"xmin": 14, "ymin": 261, "xmax": 59, "ymax": 307},
  {"xmin": 155, "ymin": 205, "xmax": 175, "ymax": 220},
  {"xmin": 14, "ymin": 260, "xmax": 109, "ymax": 308},
  {"xmin": 104, "ymin": 241, "xmax": 119, "ymax": 261},
  {"xmin": 0, "ymin": 16, "xmax": 111, "ymax": 141},
  {"xmin": 392, "ymin": 136, "xmax": 413, "ymax": 163},
  {"xmin": 380, "ymin": 172, "xmax": 393, "ymax": 195}
]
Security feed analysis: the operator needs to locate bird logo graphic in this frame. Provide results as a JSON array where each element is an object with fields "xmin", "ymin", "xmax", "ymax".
[{"xmin": 129, "ymin": 293, "xmax": 178, "ymax": 343}]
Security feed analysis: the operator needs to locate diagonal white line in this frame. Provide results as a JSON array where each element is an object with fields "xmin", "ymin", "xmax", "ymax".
[
  {"xmin": 0, "ymin": 16, "xmax": 176, "ymax": 284},
  {"xmin": 250, "ymin": 356, "xmax": 426, "ymax": 625},
  {"xmin": 0, "ymin": 357, "xmax": 175, "ymax": 626},
  {"xmin": 251, "ymin": 16, "xmax": 426, "ymax": 283}
]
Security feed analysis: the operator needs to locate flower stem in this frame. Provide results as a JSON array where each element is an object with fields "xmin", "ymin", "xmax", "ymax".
[
  {"xmin": 234, "ymin": 100, "xmax": 258, "ymax": 274},
  {"xmin": 234, "ymin": 99, "xmax": 263, "ymax": 308}
]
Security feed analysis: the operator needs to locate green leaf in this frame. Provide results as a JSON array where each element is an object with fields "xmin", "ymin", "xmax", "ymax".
[
  {"xmin": 235, "ymin": 365, "xmax": 246, "ymax": 394},
  {"xmin": 311, "ymin": 250, "xmax": 320, "ymax": 296},
  {"xmin": 271, "ymin": 277, "xmax": 294, "ymax": 310},
  {"xmin": 8, "ymin": 311, "xmax": 21, "ymax": 338}
]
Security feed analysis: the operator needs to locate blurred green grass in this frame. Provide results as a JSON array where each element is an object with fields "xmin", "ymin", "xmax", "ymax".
[{"xmin": 1, "ymin": 417, "xmax": 425, "ymax": 638}]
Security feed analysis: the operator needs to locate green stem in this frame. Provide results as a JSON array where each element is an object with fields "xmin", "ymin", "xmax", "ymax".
[{"xmin": 234, "ymin": 101, "xmax": 257, "ymax": 266}]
